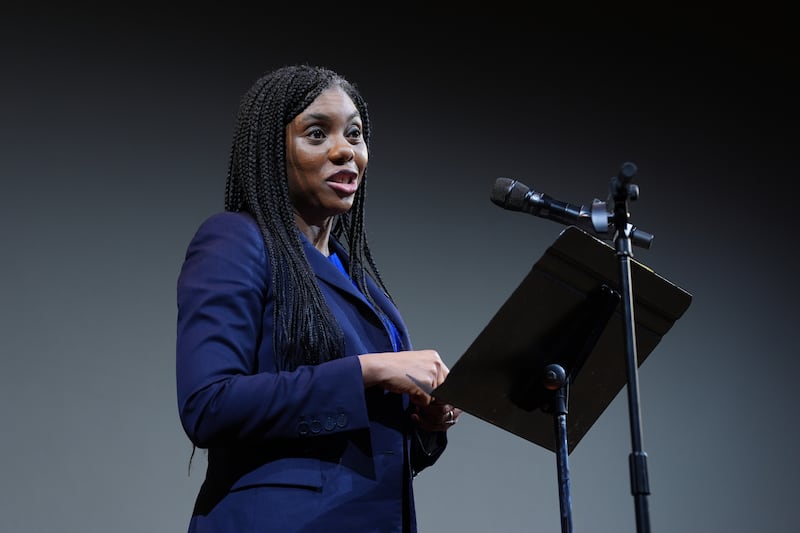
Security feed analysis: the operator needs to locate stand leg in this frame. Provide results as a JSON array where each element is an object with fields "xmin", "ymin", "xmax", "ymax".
[
  {"xmin": 544, "ymin": 364, "xmax": 573, "ymax": 533},
  {"xmin": 618, "ymin": 248, "xmax": 651, "ymax": 533},
  {"xmin": 554, "ymin": 413, "xmax": 573, "ymax": 533}
]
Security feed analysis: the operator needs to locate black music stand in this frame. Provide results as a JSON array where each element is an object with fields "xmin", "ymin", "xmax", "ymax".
[{"xmin": 432, "ymin": 225, "xmax": 692, "ymax": 533}]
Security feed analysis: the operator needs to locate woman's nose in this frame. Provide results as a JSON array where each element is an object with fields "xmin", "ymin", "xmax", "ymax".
[{"xmin": 330, "ymin": 139, "xmax": 355, "ymax": 163}]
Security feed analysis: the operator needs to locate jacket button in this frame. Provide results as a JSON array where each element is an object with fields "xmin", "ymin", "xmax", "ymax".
[
  {"xmin": 298, "ymin": 420, "xmax": 309, "ymax": 436},
  {"xmin": 324, "ymin": 416, "xmax": 336, "ymax": 431},
  {"xmin": 337, "ymin": 413, "xmax": 347, "ymax": 428},
  {"xmin": 310, "ymin": 418, "xmax": 322, "ymax": 434}
]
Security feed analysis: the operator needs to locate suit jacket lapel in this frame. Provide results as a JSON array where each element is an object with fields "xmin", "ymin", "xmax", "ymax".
[
  {"xmin": 301, "ymin": 236, "xmax": 365, "ymax": 304},
  {"xmin": 301, "ymin": 234, "xmax": 412, "ymax": 351}
]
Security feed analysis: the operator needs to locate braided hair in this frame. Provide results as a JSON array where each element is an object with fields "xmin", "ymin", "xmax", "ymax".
[{"xmin": 224, "ymin": 64, "xmax": 393, "ymax": 372}]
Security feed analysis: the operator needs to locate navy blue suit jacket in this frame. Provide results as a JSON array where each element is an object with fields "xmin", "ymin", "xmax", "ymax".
[{"xmin": 176, "ymin": 212, "xmax": 446, "ymax": 532}]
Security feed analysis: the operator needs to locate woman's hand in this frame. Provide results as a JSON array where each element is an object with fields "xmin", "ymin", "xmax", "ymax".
[
  {"xmin": 412, "ymin": 400, "xmax": 462, "ymax": 432},
  {"xmin": 358, "ymin": 349, "xmax": 448, "ymax": 406}
]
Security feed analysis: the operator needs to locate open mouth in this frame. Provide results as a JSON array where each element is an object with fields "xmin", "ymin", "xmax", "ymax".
[
  {"xmin": 326, "ymin": 171, "xmax": 359, "ymax": 196},
  {"xmin": 326, "ymin": 171, "xmax": 357, "ymax": 184}
]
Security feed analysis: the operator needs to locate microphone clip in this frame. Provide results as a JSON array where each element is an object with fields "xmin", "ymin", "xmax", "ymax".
[{"xmin": 577, "ymin": 198, "xmax": 653, "ymax": 250}]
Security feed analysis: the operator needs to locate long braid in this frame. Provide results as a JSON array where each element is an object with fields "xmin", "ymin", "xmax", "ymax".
[
  {"xmin": 332, "ymin": 91, "xmax": 393, "ymax": 302},
  {"xmin": 344, "ymin": 178, "xmax": 397, "ymax": 336},
  {"xmin": 224, "ymin": 65, "xmax": 394, "ymax": 371}
]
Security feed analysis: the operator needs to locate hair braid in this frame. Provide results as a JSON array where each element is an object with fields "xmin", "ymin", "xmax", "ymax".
[{"xmin": 331, "ymin": 91, "xmax": 394, "ymax": 306}]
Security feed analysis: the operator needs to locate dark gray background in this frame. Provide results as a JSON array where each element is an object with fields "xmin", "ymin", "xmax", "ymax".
[{"xmin": 2, "ymin": 6, "xmax": 798, "ymax": 532}]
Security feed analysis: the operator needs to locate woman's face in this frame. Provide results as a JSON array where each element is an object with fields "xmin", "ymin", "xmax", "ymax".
[{"xmin": 285, "ymin": 86, "xmax": 368, "ymax": 227}]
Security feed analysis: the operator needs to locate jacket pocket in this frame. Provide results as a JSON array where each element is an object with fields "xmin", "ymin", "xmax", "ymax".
[{"xmin": 229, "ymin": 457, "xmax": 323, "ymax": 491}]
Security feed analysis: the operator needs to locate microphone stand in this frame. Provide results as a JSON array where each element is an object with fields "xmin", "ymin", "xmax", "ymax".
[
  {"xmin": 610, "ymin": 162, "xmax": 651, "ymax": 533},
  {"xmin": 542, "ymin": 364, "xmax": 573, "ymax": 533}
]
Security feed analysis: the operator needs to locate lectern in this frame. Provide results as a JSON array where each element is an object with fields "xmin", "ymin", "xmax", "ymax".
[{"xmin": 432, "ymin": 225, "xmax": 692, "ymax": 532}]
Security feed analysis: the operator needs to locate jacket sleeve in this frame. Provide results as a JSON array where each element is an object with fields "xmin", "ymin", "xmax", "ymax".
[{"xmin": 175, "ymin": 213, "xmax": 371, "ymax": 448}]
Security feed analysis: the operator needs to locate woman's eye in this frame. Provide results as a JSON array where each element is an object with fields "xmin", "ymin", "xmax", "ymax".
[
  {"xmin": 347, "ymin": 127, "xmax": 362, "ymax": 140},
  {"xmin": 308, "ymin": 128, "xmax": 325, "ymax": 139}
]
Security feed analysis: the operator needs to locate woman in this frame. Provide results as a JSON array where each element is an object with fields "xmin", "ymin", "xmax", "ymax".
[{"xmin": 176, "ymin": 64, "xmax": 460, "ymax": 532}]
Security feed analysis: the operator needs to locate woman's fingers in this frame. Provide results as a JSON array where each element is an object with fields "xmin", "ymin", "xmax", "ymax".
[
  {"xmin": 412, "ymin": 402, "xmax": 462, "ymax": 431},
  {"xmin": 359, "ymin": 349, "xmax": 449, "ymax": 405}
]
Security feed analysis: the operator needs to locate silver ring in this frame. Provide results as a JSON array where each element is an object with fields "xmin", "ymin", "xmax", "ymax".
[{"xmin": 446, "ymin": 409, "xmax": 454, "ymax": 424}]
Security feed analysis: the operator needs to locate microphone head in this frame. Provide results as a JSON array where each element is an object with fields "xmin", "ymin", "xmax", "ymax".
[{"xmin": 491, "ymin": 177, "xmax": 529, "ymax": 211}]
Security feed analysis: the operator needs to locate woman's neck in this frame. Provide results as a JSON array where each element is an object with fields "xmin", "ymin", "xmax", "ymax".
[{"xmin": 294, "ymin": 213, "xmax": 333, "ymax": 257}]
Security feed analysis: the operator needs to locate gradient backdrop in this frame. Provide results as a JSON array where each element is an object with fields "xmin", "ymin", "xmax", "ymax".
[{"xmin": 2, "ymin": 7, "xmax": 798, "ymax": 533}]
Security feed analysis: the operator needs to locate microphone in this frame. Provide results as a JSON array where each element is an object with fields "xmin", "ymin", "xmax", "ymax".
[{"xmin": 490, "ymin": 177, "xmax": 654, "ymax": 249}]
